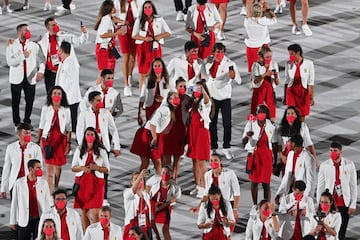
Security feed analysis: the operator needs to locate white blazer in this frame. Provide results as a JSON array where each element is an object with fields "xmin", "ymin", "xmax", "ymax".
[
  {"xmin": 197, "ymin": 200, "xmax": 234, "ymax": 236},
  {"xmin": 55, "ymin": 55, "xmax": 81, "ymax": 105},
  {"xmin": 251, "ymin": 60, "xmax": 280, "ymax": 89},
  {"xmin": 95, "ymin": 14, "xmax": 114, "ymax": 48},
  {"xmin": 6, "ymin": 38, "xmax": 45, "ymax": 85},
  {"xmin": 76, "ymin": 107, "xmax": 121, "ymax": 152},
  {"xmin": 278, "ymin": 193, "xmax": 315, "ymax": 239},
  {"xmin": 140, "ymin": 78, "xmax": 170, "ymax": 107},
  {"xmin": 132, "ymin": 16, "xmax": 171, "ymax": 44},
  {"xmin": 71, "ymin": 148, "xmax": 110, "ymax": 178},
  {"xmin": 147, "ymin": 175, "xmax": 182, "ymax": 201},
  {"xmin": 242, "ymin": 119, "xmax": 276, "ymax": 153},
  {"xmin": 186, "ymin": 3, "xmax": 222, "ymax": 30},
  {"xmin": 167, "ymin": 55, "xmax": 203, "ymax": 91},
  {"xmin": 37, "ymin": 207, "xmax": 83, "ymax": 240},
  {"xmin": 39, "ymin": 105, "xmax": 72, "ymax": 138},
  {"xmin": 244, "ymin": 16, "xmax": 277, "ymax": 48},
  {"xmin": 1, "ymin": 141, "xmax": 43, "ymax": 193},
  {"xmin": 115, "ymin": 0, "xmax": 143, "ymax": 20},
  {"xmin": 145, "ymin": 102, "xmax": 172, "ymax": 133},
  {"xmin": 245, "ymin": 214, "xmax": 280, "ymax": 240},
  {"xmin": 204, "ymin": 168, "xmax": 240, "ymax": 201},
  {"xmin": 10, "ymin": 177, "xmax": 52, "ymax": 227},
  {"xmin": 285, "ymin": 58, "xmax": 315, "ymax": 88},
  {"xmin": 123, "ymin": 188, "xmax": 152, "ymax": 226},
  {"xmin": 193, "ymin": 98, "xmax": 212, "ymax": 129},
  {"xmin": 276, "ymin": 149, "xmax": 315, "ymax": 197},
  {"xmin": 317, "ymin": 158, "xmax": 357, "ymax": 209},
  {"xmin": 306, "ymin": 212, "xmax": 342, "ymax": 240},
  {"xmin": 83, "ymin": 222, "xmax": 123, "ymax": 240},
  {"xmin": 203, "ymin": 56, "xmax": 242, "ymax": 100},
  {"xmin": 277, "ymin": 122, "xmax": 313, "ymax": 148}
]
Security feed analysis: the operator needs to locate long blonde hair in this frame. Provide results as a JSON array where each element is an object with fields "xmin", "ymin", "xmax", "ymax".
[{"xmin": 251, "ymin": 3, "xmax": 262, "ymax": 18}]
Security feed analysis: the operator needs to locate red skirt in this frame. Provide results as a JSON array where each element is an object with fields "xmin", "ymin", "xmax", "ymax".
[
  {"xmin": 246, "ymin": 46, "xmax": 260, "ymax": 73},
  {"xmin": 187, "ymin": 112, "xmax": 210, "ymax": 160},
  {"xmin": 286, "ymin": 84, "xmax": 310, "ymax": 117},
  {"xmin": 249, "ymin": 146, "xmax": 273, "ymax": 183},
  {"xmin": 118, "ymin": 33, "xmax": 136, "ymax": 54},
  {"xmin": 202, "ymin": 224, "xmax": 227, "ymax": 240},
  {"xmin": 136, "ymin": 42, "xmax": 162, "ymax": 74},
  {"xmin": 152, "ymin": 201, "xmax": 172, "ymax": 224},
  {"xmin": 130, "ymin": 127, "xmax": 163, "ymax": 160},
  {"xmin": 42, "ymin": 130, "xmax": 67, "ymax": 166},
  {"xmin": 162, "ymin": 109, "xmax": 186, "ymax": 156},
  {"xmin": 210, "ymin": 0, "xmax": 229, "ymax": 3},
  {"xmin": 95, "ymin": 43, "xmax": 116, "ymax": 71},
  {"xmin": 74, "ymin": 174, "xmax": 104, "ymax": 209},
  {"xmin": 251, "ymin": 80, "xmax": 276, "ymax": 119},
  {"xmin": 191, "ymin": 31, "xmax": 215, "ymax": 60}
]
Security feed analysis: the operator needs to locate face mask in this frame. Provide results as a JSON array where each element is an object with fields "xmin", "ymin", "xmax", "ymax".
[
  {"xmin": 191, "ymin": 53, "xmax": 198, "ymax": 61},
  {"xmin": 44, "ymin": 228, "xmax": 54, "ymax": 236},
  {"xmin": 24, "ymin": 135, "xmax": 31, "ymax": 143},
  {"xmin": 52, "ymin": 95, "xmax": 62, "ymax": 104},
  {"xmin": 35, "ymin": 169, "xmax": 43, "ymax": 177},
  {"xmin": 172, "ymin": 97, "xmax": 180, "ymax": 106},
  {"xmin": 210, "ymin": 162, "xmax": 220, "ymax": 170},
  {"xmin": 257, "ymin": 113, "xmax": 266, "ymax": 121},
  {"xmin": 85, "ymin": 135, "xmax": 96, "ymax": 144},
  {"xmin": 55, "ymin": 200, "xmax": 66, "ymax": 210},
  {"xmin": 178, "ymin": 88, "xmax": 186, "ymax": 95},
  {"xmin": 138, "ymin": 181, "xmax": 143, "ymax": 190},
  {"xmin": 24, "ymin": 31, "xmax": 32, "ymax": 40},
  {"xmin": 286, "ymin": 115, "xmax": 296, "ymax": 124},
  {"xmin": 210, "ymin": 199, "xmax": 220, "ymax": 207},
  {"xmin": 161, "ymin": 174, "xmax": 171, "ymax": 182},
  {"xmin": 194, "ymin": 91, "xmax": 202, "ymax": 99},
  {"xmin": 105, "ymin": 80, "xmax": 113, "ymax": 88},
  {"xmin": 215, "ymin": 53, "xmax": 224, "ymax": 62},
  {"xmin": 99, "ymin": 217, "xmax": 109, "ymax": 228},
  {"xmin": 53, "ymin": 24, "xmax": 60, "ymax": 33},
  {"xmin": 96, "ymin": 102, "xmax": 104, "ymax": 109},
  {"xmin": 144, "ymin": 8, "xmax": 153, "ymax": 17},
  {"xmin": 263, "ymin": 209, "xmax": 271, "ymax": 217},
  {"xmin": 289, "ymin": 55, "xmax": 297, "ymax": 62},
  {"xmin": 294, "ymin": 193, "xmax": 303, "ymax": 201},
  {"xmin": 320, "ymin": 203, "xmax": 330, "ymax": 212},
  {"xmin": 264, "ymin": 58, "xmax": 271, "ymax": 65},
  {"xmin": 153, "ymin": 66, "xmax": 162, "ymax": 75},
  {"xmin": 330, "ymin": 151, "xmax": 339, "ymax": 161},
  {"xmin": 128, "ymin": 237, "xmax": 137, "ymax": 240}
]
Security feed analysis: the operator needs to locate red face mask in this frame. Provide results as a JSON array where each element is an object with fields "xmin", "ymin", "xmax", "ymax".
[
  {"xmin": 178, "ymin": 88, "xmax": 186, "ymax": 95},
  {"xmin": 24, "ymin": 31, "xmax": 32, "ymax": 40},
  {"xmin": 210, "ymin": 162, "xmax": 220, "ymax": 170},
  {"xmin": 289, "ymin": 55, "xmax": 297, "ymax": 62},
  {"xmin": 191, "ymin": 53, "xmax": 198, "ymax": 61},
  {"xmin": 257, "ymin": 113, "xmax": 266, "ymax": 121},
  {"xmin": 286, "ymin": 115, "xmax": 296, "ymax": 124},
  {"xmin": 105, "ymin": 80, "xmax": 113, "ymax": 88},
  {"xmin": 215, "ymin": 53, "xmax": 224, "ymax": 62},
  {"xmin": 294, "ymin": 193, "xmax": 303, "ymax": 201},
  {"xmin": 96, "ymin": 102, "xmax": 104, "ymax": 109},
  {"xmin": 330, "ymin": 151, "xmax": 339, "ymax": 161},
  {"xmin": 172, "ymin": 97, "xmax": 180, "ymax": 106},
  {"xmin": 52, "ymin": 95, "xmax": 62, "ymax": 104},
  {"xmin": 194, "ymin": 91, "xmax": 202, "ymax": 99},
  {"xmin": 210, "ymin": 199, "xmax": 220, "ymax": 207},
  {"xmin": 161, "ymin": 174, "xmax": 171, "ymax": 182},
  {"xmin": 263, "ymin": 209, "xmax": 271, "ymax": 217},
  {"xmin": 320, "ymin": 203, "xmax": 330, "ymax": 212},
  {"xmin": 85, "ymin": 135, "xmax": 96, "ymax": 144},
  {"xmin": 55, "ymin": 200, "xmax": 66, "ymax": 210},
  {"xmin": 264, "ymin": 58, "xmax": 271, "ymax": 65},
  {"xmin": 44, "ymin": 228, "xmax": 54, "ymax": 236},
  {"xmin": 99, "ymin": 217, "xmax": 109, "ymax": 228},
  {"xmin": 153, "ymin": 66, "xmax": 162, "ymax": 75},
  {"xmin": 144, "ymin": 8, "xmax": 153, "ymax": 17},
  {"xmin": 35, "ymin": 169, "xmax": 43, "ymax": 177},
  {"xmin": 23, "ymin": 135, "xmax": 31, "ymax": 143},
  {"xmin": 53, "ymin": 24, "xmax": 60, "ymax": 33},
  {"xmin": 128, "ymin": 236, "xmax": 137, "ymax": 240}
]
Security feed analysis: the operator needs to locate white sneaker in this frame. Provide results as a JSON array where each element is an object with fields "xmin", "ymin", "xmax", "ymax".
[
  {"xmin": 274, "ymin": 5, "xmax": 282, "ymax": 13},
  {"xmin": 196, "ymin": 186, "xmax": 205, "ymax": 199},
  {"xmin": 5, "ymin": 5, "xmax": 13, "ymax": 13},
  {"xmin": 43, "ymin": 2, "xmax": 52, "ymax": 11},
  {"xmin": 222, "ymin": 148, "xmax": 233, "ymax": 160},
  {"xmin": 250, "ymin": 204, "xmax": 258, "ymax": 217},
  {"xmin": 176, "ymin": 11, "xmax": 184, "ymax": 21},
  {"xmin": 217, "ymin": 31, "xmax": 225, "ymax": 41},
  {"xmin": 128, "ymin": 75, "xmax": 132, "ymax": 87},
  {"xmin": 23, "ymin": 3, "xmax": 30, "ymax": 10},
  {"xmin": 190, "ymin": 187, "xmax": 198, "ymax": 195},
  {"xmin": 184, "ymin": 14, "xmax": 187, "ymax": 21},
  {"xmin": 124, "ymin": 86, "xmax": 132, "ymax": 97},
  {"xmin": 55, "ymin": 6, "xmax": 71, "ymax": 16},
  {"xmin": 302, "ymin": 24, "xmax": 312, "ymax": 36},
  {"xmin": 280, "ymin": 0, "xmax": 286, "ymax": 8},
  {"xmin": 0, "ymin": 6, "xmax": 2, "ymax": 15},
  {"xmin": 70, "ymin": 3, "xmax": 76, "ymax": 10},
  {"xmin": 292, "ymin": 25, "xmax": 301, "ymax": 35},
  {"xmin": 240, "ymin": 6, "xmax": 247, "ymax": 16},
  {"xmin": 102, "ymin": 199, "xmax": 110, "ymax": 207}
]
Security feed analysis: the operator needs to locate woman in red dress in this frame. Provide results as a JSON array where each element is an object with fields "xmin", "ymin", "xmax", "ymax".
[
  {"xmin": 71, "ymin": 127, "xmax": 110, "ymax": 231},
  {"xmin": 209, "ymin": 0, "xmax": 229, "ymax": 40},
  {"xmin": 38, "ymin": 86, "xmax": 72, "ymax": 194}
]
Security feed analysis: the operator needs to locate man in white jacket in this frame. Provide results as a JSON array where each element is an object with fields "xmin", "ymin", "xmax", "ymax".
[
  {"xmin": 10, "ymin": 159, "xmax": 52, "ymax": 240},
  {"xmin": 317, "ymin": 142, "xmax": 357, "ymax": 240},
  {"xmin": 6, "ymin": 23, "xmax": 45, "ymax": 127},
  {"xmin": 37, "ymin": 189, "xmax": 83, "ymax": 240}
]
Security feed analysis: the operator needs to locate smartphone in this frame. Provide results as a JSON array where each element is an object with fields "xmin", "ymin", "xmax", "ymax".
[
  {"xmin": 80, "ymin": 21, "xmax": 83, "ymax": 26},
  {"xmin": 229, "ymin": 66, "xmax": 234, "ymax": 71}
]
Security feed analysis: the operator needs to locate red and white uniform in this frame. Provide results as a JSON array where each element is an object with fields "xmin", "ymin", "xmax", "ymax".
[
  {"xmin": 83, "ymin": 221, "xmax": 123, "ymax": 240},
  {"xmin": 245, "ymin": 214, "xmax": 280, "ymax": 240},
  {"xmin": 306, "ymin": 212, "xmax": 342, "ymax": 240}
]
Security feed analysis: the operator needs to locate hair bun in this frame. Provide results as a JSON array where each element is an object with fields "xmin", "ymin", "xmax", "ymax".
[{"xmin": 325, "ymin": 188, "xmax": 330, "ymax": 193}]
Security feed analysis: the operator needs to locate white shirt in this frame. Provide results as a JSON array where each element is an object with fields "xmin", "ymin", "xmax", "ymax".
[
  {"xmin": 1, "ymin": 141, "xmax": 43, "ymax": 193},
  {"xmin": 10, "ymin": 177, "xmax": 52, "ymax": 227},
  {"xmin": 186, "ymin": 3, "xmax": 222, "ymax": 30},
  {"xmin": 39, "ymin": 105, "xmax": 72, "ymax": 138},
  {"xmin": 95, "ymin": 14, "xmax": 114, "ymax": 48},
  {"xmin": 306, "ymin": 212, "xmax": 342, "ymax": 240},
  {"xmin": 204, "ymin": 168, "xmax": 240, "ymax": 201},
  {"xmin": 83, "ymin": 222, "xmax": 123, "ymax": 240},
  {"xmin": 132, "ymin": 16, "xmax": 171, "ymax": 44},
  {"xmin": 245, "ymin": 214, "xmax": 280, "ymax": 240},
  {"xmin": 37, "ymin": 207, "xmax": 83, "ymax": 240},
  {"xmin": 317, "ymin": 158, "xmax": 357, "ymax": 209},
  {"xmin": 251, "ymin": 60, "xmax": 280, "ymax": 89},
  {"xmin": 6, "ymin": 38, "xmax": 45, "ymax": 85},
  {"xmin": 123, "ymin": 188, "xmax": 152, "ymax": 226},
  {"xmin": 139, "ymin": 78, "xmax": 170, "ymax": 107},
  {"xmin": 285, "ymin": 58, "xmax": 315, "ymax": 89},
  {"xmin": 147, "ymin": 175, "xmax": 182, "ymax": 201},
  {"xmin": 203, "ymin": 56, "xmax": 242, "ymax": 100},
  {"xmin": 55, "ymin": 55, "xmax": 81, "ymax": 105},
  {"xmin": 242, "ymin": 119, "xmax": 276, "ymax": 153},
  {"xmin": 244, "ymin": 16, "xmax": 277, "ymax": 48}
]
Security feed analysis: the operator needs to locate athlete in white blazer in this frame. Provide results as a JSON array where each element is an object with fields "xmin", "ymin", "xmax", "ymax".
[
  {"xmin": 285, "ymin": 58, "xmax": 314, "ymax": 89},
  {"xmin": 186, "ymin": 2, "xmax": 222, "ymax": 33},
  {"xmin": 242, "ymin": 118, "xmax": 276, "ymax": 153},
  {"xmin": 147, "ymin": 174, "xmax": 182, "ymax": 202},
  {"xmin": 114, "ymin": 0, "xmax": 144, "ymax": 20},
  {"xmin": 38, "ymin": 105, "xmax": 72, "ymax": 139},
  {"xmin": 132, "ymin": 15, "xmax": 171, "ymax": 45},
  {"xmin": 140, "ymin": 78, "xmax": 170, "ymax": 108}
]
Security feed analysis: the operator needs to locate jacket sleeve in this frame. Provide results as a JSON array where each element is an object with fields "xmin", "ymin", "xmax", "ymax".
[
  {"xmin": 197, "ymin": 203, "xmax": 207, "ymax": 226},
  {"xmin": 316, "ymin": 164, "xmax": 325, "ymax": 204},
  {"xmin": 276, "ymin": 152, "xmax": 293, "ymax": 196},
  {"xmin": 82, "ymin": 227, "xmax": 91, "ymax": 240},
  {"xmin": 230, "ymin": 170, "xmax": 241, "ymax": 197},
  {"xmin": 74, "ymin": 211, "xmax": 84, "ymax": 239},
  {"xmin": 76, "ymin": 112, "xmax": 85, "ymax": 146},
  {"xmin": 304, "ymin": 153, "xmax": 314, "ymax": 197},
  {"xmin": 349, "ymin": 161, "xmax": 358, "ymax": 209},
  {"xmin": 35, "ymin": 43, "xmax": 46, "ymax": 74},
  {"xmin": 65, "ymin": 108, "xmax": 72, "ymax": 132},
  {"xmin": 244, "ymin": 217, "xmax": 253, "ymax": 240},
  {"xmin": 6, "ymin": 43, "xmax": 25, "ymax": 67},
  {"xmin": 0, "ymin": 146, "xmax": 12, "ymax": 193},
  {"xmin": 232, "ymin": 61, "xmax": 242, "ymax": 85},
  {"xmin": 38, "ymin": 106, "xmax": 47, "ymax": 130},
  {"xmin": 308, "ymin": 60, "xmax": 315, "ymax": 86},
  {"xmin": 9, "ymin": 181, "xmax": 19, "ymax": 225},
  {"xmin": 160, "ymin": 17, "xmax": 172, "ymax": 35},
  {"xmin": 107, "ymin": 112, "xmax": 121, "ymax": 150},
  {"xmin": 79, "ymin": 88, "xmax": 91, "ymax": 112},
  {"xmin": 111, "ymin": 93, "xmax": 124, "ymax": 118}
]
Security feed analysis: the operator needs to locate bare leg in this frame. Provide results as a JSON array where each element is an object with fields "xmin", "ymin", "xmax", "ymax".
[
  {"xmin": 46, "ymin": 164, "xmax": 54, "ymax": 194},
  {"xmin": 128, "ymin": 53, "xmax": 136, "ymax": 79},
  {"xmin": 172, "ymin": 155, "xmax": 181, "ymax": 180},
  {"xmin": 139, "ymin": 74, "xmax": 146, "ymax": 91},
  {"xmin": 218, "ymin": 3, "xmax": 228, "ymax": 31},
  {"xmin": 162, "ymin": 154, "xmax": 172, "ymax": 167},
  {"xmin": 54, "ymin": 166, "xmax": 62, "ymax": 190},
  {"xmin": 91, "ymin": 208, "xmax": 100, "ymax": 224},
  {"xmin": 251, "ymin": 182, "xmax": 259, "ymax": 205},
  {"xmin": 152, "ymin": 158, "xmax": 162, "ymax": 174},
  {"xmin": 139, "ymin": 157, "xmax": 150, "ymax": 171},
  {"xmin": 262, "ymin": 183, "xmax": 271, "ymax": 201},
  {"xmin": 289, "ymin": 0, "xmax": 297, "ymax": 26},
  {"xmin": 81, "ymin": 209, "xmax": 90, "ymax": 232},
  {"xmin": 301, "ymin": 0, "xmax": 309, "ymax": 24},
  {"xmin": 300, "ymin": 116, "xmax": 305, "ymax": 122},
  {"xmin": 162, "ymin": 223, "xmax": 171, "ymax": 240},
  {"xmin": 192, "ymin": 159, "xmax": 198, "ymax": 185},
  {"xmin": 196, "ymin": 160, "xmax": 207, "ymax": 188},
  {"xmin": 122, "ymin": 53, "xmax": 130, "ymax": 87}
]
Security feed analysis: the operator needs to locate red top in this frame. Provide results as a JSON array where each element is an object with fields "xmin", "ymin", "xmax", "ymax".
[
  {"xmin": 47, "ymin": 35, "xmax": 59, "ymax": 71},
  {"xmin": 291, "ymin": 200, "xmax": 302, "ymax": 240},
  {"xmin": 293, "ymin": 62, "xmax": 303, "ymax": 86},
  {"xmin": 292, "ymin": 150, "xmax": 301, "ymax": 174},
  {"xmin": 209, "ymin": 60, "xmax": 220, "ymax": 78},
  {"xmin": 196, "ymin": 7, "xmax": 206, "ymax": 34},
  {"xmin": 27, "ymin": 177, "xmax": 39, "ymax": 218},
  {"xmin": 260, "ymin": 223, "xmax": 271, "ymax": 240},
  {"xmin": 103, "ymin": 225, "xmax": 110, "ymax": 240},
  {"xmin": 21, "ymin": 40, "xmax": 27, "ymax": 74},
  {"xmin": 212, "ymin": 175, "xmax": 219, "ymax": 187},
  {"xmin": 102, "ymin": 88, "xmax": 108, "ymax": 107},
  {"xmin": 17, "ymin": 144, "xmax": 27, "ymax": 179},
  {"xmin": 188, "ymin": 62, "xmax": 195, "ymax": 80},
  {"xmin": 60, "ymin": 210, "xmax": 70, "ymax": 240},
  {"xmin": 94, "ymin": 110, "xmax": 100, "ymax": 134},
  {"xmin": 126, "ymin": 0, "xmax": 135, "ymax": 33},
  {"xmin": 333, "ymin": 161, "xmax": 345, "ymax": 207}
]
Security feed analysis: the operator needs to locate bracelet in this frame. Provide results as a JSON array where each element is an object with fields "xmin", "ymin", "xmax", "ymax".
[{"xmin": 233, "ymin": 208, "xmax": 238, "ymax": 211}]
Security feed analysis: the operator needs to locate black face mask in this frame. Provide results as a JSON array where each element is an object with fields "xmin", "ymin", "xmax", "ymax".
[{"xmin": 197, "ymin": 0, "xmax": 207, "ymax": 5}]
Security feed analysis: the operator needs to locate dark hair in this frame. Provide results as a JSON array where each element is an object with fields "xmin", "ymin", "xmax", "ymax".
[
  {"xmin": 165, "ymin": 92, "xmax": 178, "ymax": 118},
  {"xmin": 290, "ymin": 134, "xmax": 303, "ymax": 147},
  {"xmin": 206, "ymin": 184, "xmax": 227, "ymax": 218},
  {"xmin": 53, "ymin": 188, "xmax": 68, "ymax": 199},
  {"xmin": 101, "ymin": 69, "xmax": 114, "ymax": 78},
  {"xmin": 175, "ymin": 77, "xmax": 186, "ymax": 86},
  {"xmin": 294, "ymin": 180, "xmax": 306, "ymax": 192},
  {"xmin": 330, "ymin": 142, "xmax": 342, "ymax": 150},
  {"xmin": 16, "ymin": 24, "xmax": 28, "ymax": 32},
  {"xmin": 88, "ymin": 91, "xmax": 102, "ymax": 102},
  {"xmin": 60, "ymin": 41, "xmax": 71, "ymax": 54},
  {"xmin": 211, "ymin": 152, "xmax": 222, "ymax": 161},
  {"xmin": 258, "ymin": 199, "xmax": 268, "ymax": 208},
  {"xmin": 197, "ymin": 0, "xmax": 207, "ymax": 5},
  {"xmin": 44, "ymin": 17, "xmax": 55, "ymax": 27},
  {"xmin": 101, "ymin": 206, "xmax": 112, "ymax": 214},
  {"xmin": 188, "ymin": 79, "xmax": 214, "ymax": 118},
  {"xmin": 28, "ymin": 159, "xmax": 41, "ymax": 169},
  {"xmin": 302, "ymin": 235, "xmax": 316, "ymax": 240},
  {"xmin": 94, "ymin": 0, "xmax": 115, "ymax": 30},
  {"xmin": 258, "ymin": 44, "xmax": 272, "ymax": 58},
  {"xmin": 256, "ymin": 104, "xmax": 270, "ymax": 120},
  {"xmin": 184, "ymin": 41, "xmax": 199, "ymax": 52},
  {"xmin": 147, "ymin": 58, "xmax": 169, "ymax": 89},
  {"xmin": 79, "ymin": 127, "xmax": 106, "ymax": 158},
  {"xmin": 279, "ymin": 106, "xmax": 301, "ymax": 137},
  {"xmin": 40, "ymin": 218, "xmax": 58, "ymax": 240},
  {"xmin": 140, "ymin": 1, "xmax": 158, "ymax": 31},
  {"xmin": 129, "ymin": 226, "xmax": 147, "ymax": 240},
  {"xmin": 318, "ymin": 189, "xmax": 337, "ymax": 213},
  {"xmin": 162, "ymin": 165, "xmax": 172, "ymax": 173},
  {"xmin": 17, "ymin": 122, "xmax": 33, "ymax": 131},
  {"xmin": 212, "ymin": 42, "xmax": 226, "ymax": 53},
  {"xmin": 288, "ymin": 43, "xmax": 303, "ymax": 57},
  {"xmin": 47, "ymin": 86, "xmax": 69, "ymax": 107}
]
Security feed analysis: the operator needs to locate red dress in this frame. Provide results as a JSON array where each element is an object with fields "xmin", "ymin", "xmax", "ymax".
[
  {"xmin": 246, "ymin": 47, "xmax": 260, "ymax": 73},
  {"xmin": 118, "ymin": 2, "xmax": 136, "ymax": 54},
  {"xmin": 152, "ymin": 185, "xmax": 172, "ymax": 224},
  {"xmin": 249, "ymin": 128, "xmax": 273, "ymax": 183},
  {"xmin": 187, "ymin": 110, "xmax": 210, "ymax": 160},
  {"xmin": 202, "ymin": 208, "xmax": 227, "ymax": 240},
  {"xmin": 251, "ymin": 75, "xmax": 276, "ymax": 119},
  {"xmin": 145, "ymin": 83, "xmax": 162, "ymax": 121},
  {"xmin": 74, "ymin": 152, "xmax": 105, "ymax": 209},
  {"xmin": 43, "ymin": 109, "xmax": 67, "ymax": 166},
  {"xmin": 286, "ymin": 62, "xmax": 310, "ymax": 117},
  {"xmin": 210, "ymin": 0, "xmax": 230, "ymax": 3}
]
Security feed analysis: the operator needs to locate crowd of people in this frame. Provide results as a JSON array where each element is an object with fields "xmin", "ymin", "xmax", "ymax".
[{"xmin": 0, "ymin": 0, "xmax": 358, "ymax": 239}]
